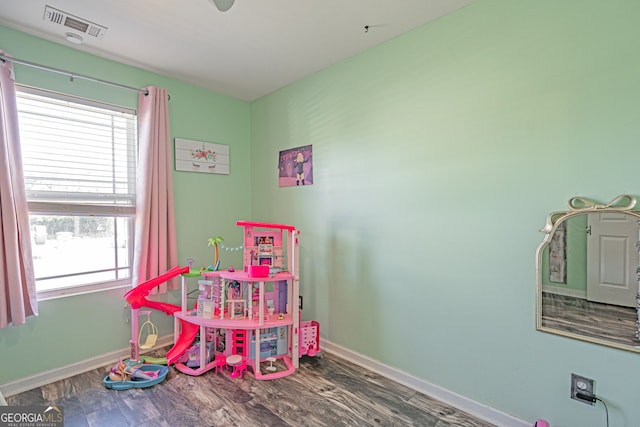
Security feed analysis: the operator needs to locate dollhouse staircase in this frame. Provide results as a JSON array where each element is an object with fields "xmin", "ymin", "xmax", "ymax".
[{"xmin": 231, "ymin": 330, "xmax": 247, "ymax": 356}]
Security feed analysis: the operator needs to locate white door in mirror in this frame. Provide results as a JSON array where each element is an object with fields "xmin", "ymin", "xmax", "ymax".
[{"xmin": 587, "ymin": 212, "xmax": 639, "ymax": 308}]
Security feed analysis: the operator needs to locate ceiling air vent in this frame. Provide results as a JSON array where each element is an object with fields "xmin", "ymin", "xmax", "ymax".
[{"xmin": 43, "ymin": 5, "xmax": 108, "ymax": 39}]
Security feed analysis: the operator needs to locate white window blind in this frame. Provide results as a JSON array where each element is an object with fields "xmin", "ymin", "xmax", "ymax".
[{"xmin": 17, "ymin": 87, "xmax": 137, "ymax": 215}]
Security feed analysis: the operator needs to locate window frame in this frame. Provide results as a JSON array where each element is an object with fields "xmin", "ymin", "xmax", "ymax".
[{"xmin": 16, "ymin": 85, "xmax": 138, "ymax": 300}]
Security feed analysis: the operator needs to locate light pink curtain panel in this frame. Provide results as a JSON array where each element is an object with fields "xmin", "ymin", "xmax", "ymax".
[
  {"xmin": 132, "ymin": 86, "xmax": 178, "ymax": 293},
  {"xmin": 0, "ymin": 52, "xmax": 38, "ymax": 328}
]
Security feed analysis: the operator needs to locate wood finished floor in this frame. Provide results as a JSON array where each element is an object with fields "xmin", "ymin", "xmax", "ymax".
[
  {"xmin": 7, "ymin": 351, "xmax": 494, "ymax": 427},
  {"xmin": 541, "ymin": 292, "xmax": 640, "ymax": 347}
]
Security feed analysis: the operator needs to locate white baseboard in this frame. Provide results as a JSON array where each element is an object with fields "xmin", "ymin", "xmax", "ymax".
[
  {"xmin": 322, "ymin": 339, "xmax": 530, "ymax": 427},
  {"xmin": 0, "ymin": 335, "xmax": 174, "ymax": 398},
  {"xmin": 542, "ymin": 284, "xmax": 586, "ymax": 299}
]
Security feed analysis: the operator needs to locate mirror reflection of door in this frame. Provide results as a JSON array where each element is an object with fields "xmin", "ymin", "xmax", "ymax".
[
  {"xmin": 586, "ymin": 213, "xmax": 639, "ymax": 308},
  {"xmin": 537, "ymin": 196, "xmax": 640, "ymax": 353}
]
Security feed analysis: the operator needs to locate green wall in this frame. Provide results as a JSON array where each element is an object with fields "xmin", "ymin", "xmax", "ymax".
[
  {"xmin": 250, "ymin": 0, "xmax": 640, "ymax": 425},
  {"xmin": 2, "ymin": 0, "xmax": 640, "ymax": 425},
  {"xmin": 0, "ymin": 26, "xmax": 250, "ymax": 382}
]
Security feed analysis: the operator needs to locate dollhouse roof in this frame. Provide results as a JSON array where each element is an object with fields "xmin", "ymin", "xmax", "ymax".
[{"xmin": 236, "ymin": 221, "xmax": 296, "ymax": 231}]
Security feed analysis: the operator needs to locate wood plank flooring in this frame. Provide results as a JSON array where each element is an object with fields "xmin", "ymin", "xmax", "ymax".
[
  {"xmin": 6, "ymin": 351, "xmax": 494, "ymax": 427},
  {"xmin": 541, "ymin": 292, "xmax": 640, "ymax": 347}
]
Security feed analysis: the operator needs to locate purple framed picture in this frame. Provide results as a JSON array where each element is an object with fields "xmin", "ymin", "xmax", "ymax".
[{"xmin": 278, "ymin": 145, "xmax": 313, "ymax": 187}]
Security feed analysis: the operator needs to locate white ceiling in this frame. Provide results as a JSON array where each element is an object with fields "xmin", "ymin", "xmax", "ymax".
[{"xmin": 0, "ymin": 0, "xmax": 474, "ymax": 101}]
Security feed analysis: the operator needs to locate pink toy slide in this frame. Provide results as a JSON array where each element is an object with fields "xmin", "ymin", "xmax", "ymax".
[
  {"xmin": 124, "ymin": 266, "xmax": 198, "ymax": 365},
  {"xmin": 165, "ymin": 323, "xmax": 199, "ymax": 365}
]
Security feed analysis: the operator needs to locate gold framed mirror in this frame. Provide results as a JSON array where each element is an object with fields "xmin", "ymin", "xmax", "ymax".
[{"xmin": 536, "ymin": 194, "xmax": 640, "ymax": 353}]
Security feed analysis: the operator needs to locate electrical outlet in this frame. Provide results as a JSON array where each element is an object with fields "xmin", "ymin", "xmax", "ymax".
[{"xmin": 571, "ymin": 373, "xmax": 595, "ymax": 405}]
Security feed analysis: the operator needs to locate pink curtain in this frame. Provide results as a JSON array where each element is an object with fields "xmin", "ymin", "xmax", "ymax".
[
  {"xmin": 0, "ymin": 52, "xmax": 38, "ymax": 328},
  {"xmin": 132, "ymin": 86, "xmax": 178, "ymax": 293}
]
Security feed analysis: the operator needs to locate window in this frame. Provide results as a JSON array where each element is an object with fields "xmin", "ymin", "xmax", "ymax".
[{"xmin": 16, "ymin": 86, "xmax": 137, "ymax": 299}]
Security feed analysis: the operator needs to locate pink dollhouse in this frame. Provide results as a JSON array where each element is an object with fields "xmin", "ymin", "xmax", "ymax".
[{"xmin": 166, "ymin": 221, "xmax": 320, "ymax": 379}]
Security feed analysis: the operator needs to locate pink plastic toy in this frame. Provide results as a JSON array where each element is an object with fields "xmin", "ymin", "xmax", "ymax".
[
  {"xmin": 214, "ymin": 354, "xmax": 227, "ymax": 374},
  {"xmin": 170, "ymin": 221, "xmax": 321, "ymax": 380},
  {"xmin": 299, "ymin": 320, "xmax": 320, "ymax": 357},
  {"xmin": 124, "ymin": 265, "xmax": 199, "ymax": 366},
  {"xmin": 124, "ymin": 221, "xmax": 321, "ymax": 382},
  {"xmin": 248, "ymin": 265, "xmax": 269, "ymax": 277}
]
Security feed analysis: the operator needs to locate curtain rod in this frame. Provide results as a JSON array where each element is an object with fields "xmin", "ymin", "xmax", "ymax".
[{"xmin": 0, "ymin": 53, "xmax": 150, "ymax": 96}]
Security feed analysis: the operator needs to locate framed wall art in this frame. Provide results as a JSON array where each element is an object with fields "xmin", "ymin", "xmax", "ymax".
[
  {"xmin": 278, "ymin": 145, "xmax": 313, "ymax": 187},
  {"xmin": 175, "ymin": 138, "xmax": 229, "ymax": 175}
]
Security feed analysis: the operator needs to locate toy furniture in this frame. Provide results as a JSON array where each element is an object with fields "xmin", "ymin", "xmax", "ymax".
[
  {"xmin": 299, "ymin": 320, "xmax": 320, "ymax": 357},
  {"xmin": 214, "ymin": 354, "xmax": 227, "ymax": 374},
  {"xmin": 265, "ymin": 356, "xmax": 277, "ymax": 371},
  {"xmin": 226, "ymin": 354, "xmax": 248, "ymax": 378},
  {"xmin": 138, "ymin": 311, "xmax": 158, "ymax": 350},
  {"xmin": 124, "ymin": 221, "xmax": 320, "ymax": 382},
  {"xmin": 170, "ymin": 221, "xmax": 316, "ymax": 380}
]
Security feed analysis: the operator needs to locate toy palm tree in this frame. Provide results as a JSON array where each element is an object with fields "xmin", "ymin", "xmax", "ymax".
[{"xmin": 207, "ymin": 236, "xmax": 224, "ymax": 271}]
